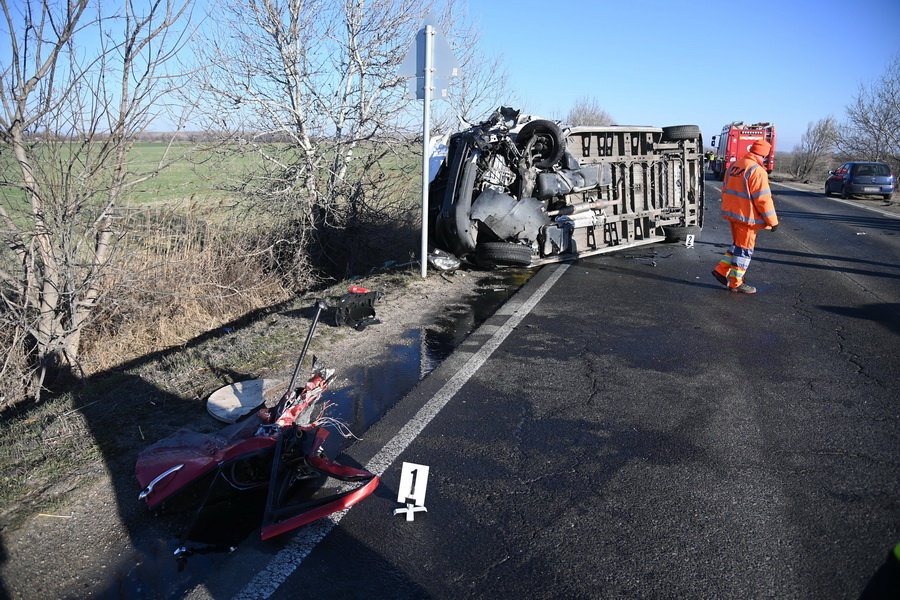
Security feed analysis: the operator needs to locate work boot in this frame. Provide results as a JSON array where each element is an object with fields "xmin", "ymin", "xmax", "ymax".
[
  {"xmin": 730, "ymin": 283, "xmax": 757, "ymax": 294},
  {"xmin": 711, "ymin": 270, "xmax": 727, "ymax": 286}
]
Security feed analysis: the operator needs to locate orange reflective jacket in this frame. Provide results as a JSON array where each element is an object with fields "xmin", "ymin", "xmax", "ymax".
[{"xmin": 721, "ymin": 154, "xmax": 778, "ymax": 229}]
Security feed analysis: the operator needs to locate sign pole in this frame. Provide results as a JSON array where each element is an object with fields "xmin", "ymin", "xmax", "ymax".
[
  {"xmin": 398, "ymin": 15, "xmax": 458, "ymax": 278},
  {"xmin": 420, "ymin": 26, "xmax": 434, "ymax": 278}
]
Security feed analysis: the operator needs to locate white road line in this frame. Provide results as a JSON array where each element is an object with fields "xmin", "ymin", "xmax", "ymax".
[
  {"xmin": 232, "ymin": 262, "xmax": 570, "ymax": 600},
  {"xmin": 710, "ymin": 181, "xmax": 899, "ymax": 219},
  {"xmin": 812, "ymin": 195, "xmax": 899, "ymax": 219}
]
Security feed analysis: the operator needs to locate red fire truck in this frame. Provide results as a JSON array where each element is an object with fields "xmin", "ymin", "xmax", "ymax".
[{"xmin": 710, "ymin": 122, "xmax": 776, "ymax": 180}]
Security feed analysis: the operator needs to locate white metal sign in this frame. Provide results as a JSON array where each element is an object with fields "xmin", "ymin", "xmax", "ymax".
[
  {"xmin": 398, "ymin": 15, "xmax": 459, "ymax": 100},
  {"xmin": 398, "ymin": 15, "xmax": 459, "ymax": 278}
]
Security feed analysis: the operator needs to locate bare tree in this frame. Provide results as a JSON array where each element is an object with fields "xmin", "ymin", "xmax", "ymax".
[
  {"xmin": 194, "ymin": 0, "xmax": 508, "ymax": 277},
  {"xmin": 0, "ymin": 0, "xmax": 193, "ymax": 403},
  {"xmin": 839, "ymin": 53, "xmax": 900, "ymax": 174},
  {"xmin": 441, "ymin": 49, "xmax": 511, "ymax": 127},
  {"xmin": 565, "ymin": 96, "xmax": 616, "ymax": 127},
  {"xmin": 791, "ymin": 116, "xmax": 838, "ymax": 180},
  {"xmin": 438, "ymin": 9, "xmax": 512, "ymax": 128}
]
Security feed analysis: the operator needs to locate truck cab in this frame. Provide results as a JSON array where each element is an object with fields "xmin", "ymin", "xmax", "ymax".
[{"xmin": 710, "ymin": 122, "xmax": 776, "ymax": 181}]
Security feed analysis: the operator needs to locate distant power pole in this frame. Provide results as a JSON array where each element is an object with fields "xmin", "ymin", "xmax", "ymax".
[{"xmin": 399, "ymin": 15, "xmax": 459, "ymax": 278}]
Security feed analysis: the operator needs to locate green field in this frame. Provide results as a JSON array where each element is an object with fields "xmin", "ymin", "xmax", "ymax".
[
  {"xmin": 129, "ymin": 140, "xmax": 420, "ymax": 204},
  {"xmin": 124, "ymin": 142, "xmax": 261, "ymax": 204},
  {"xmin": 1, "ymin": 141, "xmax": 314, "ymax": 208},
  {"xmin": 0, "ymin": 142, "xmax": 234, "ymax": 209}
]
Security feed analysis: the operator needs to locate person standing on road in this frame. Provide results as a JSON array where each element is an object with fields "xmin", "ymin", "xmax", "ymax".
[{"xmin": 712, "ymin": 139, "xmax": 778, "ymax": 294}]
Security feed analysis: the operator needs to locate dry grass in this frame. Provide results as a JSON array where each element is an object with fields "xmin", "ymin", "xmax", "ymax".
[
  {"xmin": 77, "ymin": 205, "xmax": 301, "ymax": 375},
  {"xmin": 0, "ymin": 392, "xmax": 101, "ymax": 525}
]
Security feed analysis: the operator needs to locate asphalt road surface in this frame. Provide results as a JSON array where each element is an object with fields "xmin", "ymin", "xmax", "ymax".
[{"xmin": 187, "ymin": 179, "xmax": 900, "ymax": 599}]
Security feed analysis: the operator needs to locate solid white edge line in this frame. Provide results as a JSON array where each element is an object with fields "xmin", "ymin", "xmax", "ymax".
[
  {"xmin": 709, "ymin": 181, "xmax": 899, "ymax": 220},
  {"xmin": 818, "ymin": 195, "xmax": 899, "ymax": 219},
  {"xmin": 763, "ymin": 181, "xmax": 899, "ymax": 220},
  {"xmin": 232, "ymin": 262, "xmax": 571, "ymax": 600}
]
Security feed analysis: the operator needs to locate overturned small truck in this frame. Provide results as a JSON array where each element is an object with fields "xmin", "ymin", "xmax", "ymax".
[{"xmin": 429, "ymin": 107, "xmax": 704, "ymax": 267}]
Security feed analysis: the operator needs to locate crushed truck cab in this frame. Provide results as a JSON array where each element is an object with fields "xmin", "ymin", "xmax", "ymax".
[{"xmin": 428, "ymin": 107, "xmax": 704, "ymax": 268}]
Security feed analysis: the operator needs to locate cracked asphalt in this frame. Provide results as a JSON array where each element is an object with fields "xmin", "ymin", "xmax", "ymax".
[{"xmin": 188, "ymin": 178, "xmax": 900, "ymax": 599}]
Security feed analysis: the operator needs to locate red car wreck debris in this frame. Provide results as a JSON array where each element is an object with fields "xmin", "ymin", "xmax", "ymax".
[
  {"xmin": 135, "ymin": 301, "xmax": 379, "ymax": 559},
  {"xmin": 428, "ymin": 107, "xmax": 704, "ymax": 268}
]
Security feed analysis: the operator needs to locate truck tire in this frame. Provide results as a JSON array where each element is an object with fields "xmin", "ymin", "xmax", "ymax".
[
  {"xmin": 517, "ymin": 120, "xmax": 564, "ymax": 169},
  {"xmin": 661, "ymin": 125, "xmax": 701, "ymax": 141},
  {"xmin": 475, "ymin": 242, "xmax": 533, "ymax": 268}
]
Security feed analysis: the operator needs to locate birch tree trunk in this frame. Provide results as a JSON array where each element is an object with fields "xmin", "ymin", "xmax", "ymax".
[{"xmin": 0, "ymin": 0, "xmax": 194, "ymax": 403}]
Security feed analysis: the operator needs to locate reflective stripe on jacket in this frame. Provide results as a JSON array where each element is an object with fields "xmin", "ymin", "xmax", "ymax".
[{"xmin": 721, "ymin": 154, "xmax": 778, "ymax": 229}]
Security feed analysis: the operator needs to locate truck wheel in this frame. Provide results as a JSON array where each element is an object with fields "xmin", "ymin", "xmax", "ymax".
[
  {"xmin": 516, "ymin": 120, "xmax": 564, "ymax": 169},
  {"xmin": 661, "ymin": 125, "xmax": 701, "ymax": 141},
  {"xmin": 663, "ymin": 225, "xmax": 701, "ymax": 243},
  {"xmin": 475, "ymin": 242, "xmax": 533, "ymax": 268}
]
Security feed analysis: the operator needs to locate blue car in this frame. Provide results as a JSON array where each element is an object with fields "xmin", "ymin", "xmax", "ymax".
[{"xmin": 825, "ymin": 162, "xmax": 894, "ymax": 200}]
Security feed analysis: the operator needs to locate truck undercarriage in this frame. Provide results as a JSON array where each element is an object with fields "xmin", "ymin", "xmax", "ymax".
[{"xmin": 429, "ymin": 107, "xmax": 704, "ymax": 268}]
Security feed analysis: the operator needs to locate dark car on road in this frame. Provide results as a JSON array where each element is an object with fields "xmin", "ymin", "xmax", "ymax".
[{"xmin": 825, "ymin": 162, "xmax": 894, "ymax": 200}]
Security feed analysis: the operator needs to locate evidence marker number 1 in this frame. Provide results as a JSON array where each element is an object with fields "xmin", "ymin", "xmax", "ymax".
[{"xmin": 393, "ymin": 462, "xmax": 429, "ymax": 521}]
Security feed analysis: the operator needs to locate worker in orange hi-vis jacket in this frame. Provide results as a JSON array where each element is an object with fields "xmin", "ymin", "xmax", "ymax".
[{"xmin": 712, "ymin": 139, "xmax": 779, "ymax": 294}]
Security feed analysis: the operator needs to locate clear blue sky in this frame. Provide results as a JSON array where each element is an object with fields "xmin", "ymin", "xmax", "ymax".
[{"xmin": 463, "ymin": 0, "xmax": 900, "ymax": 150}]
